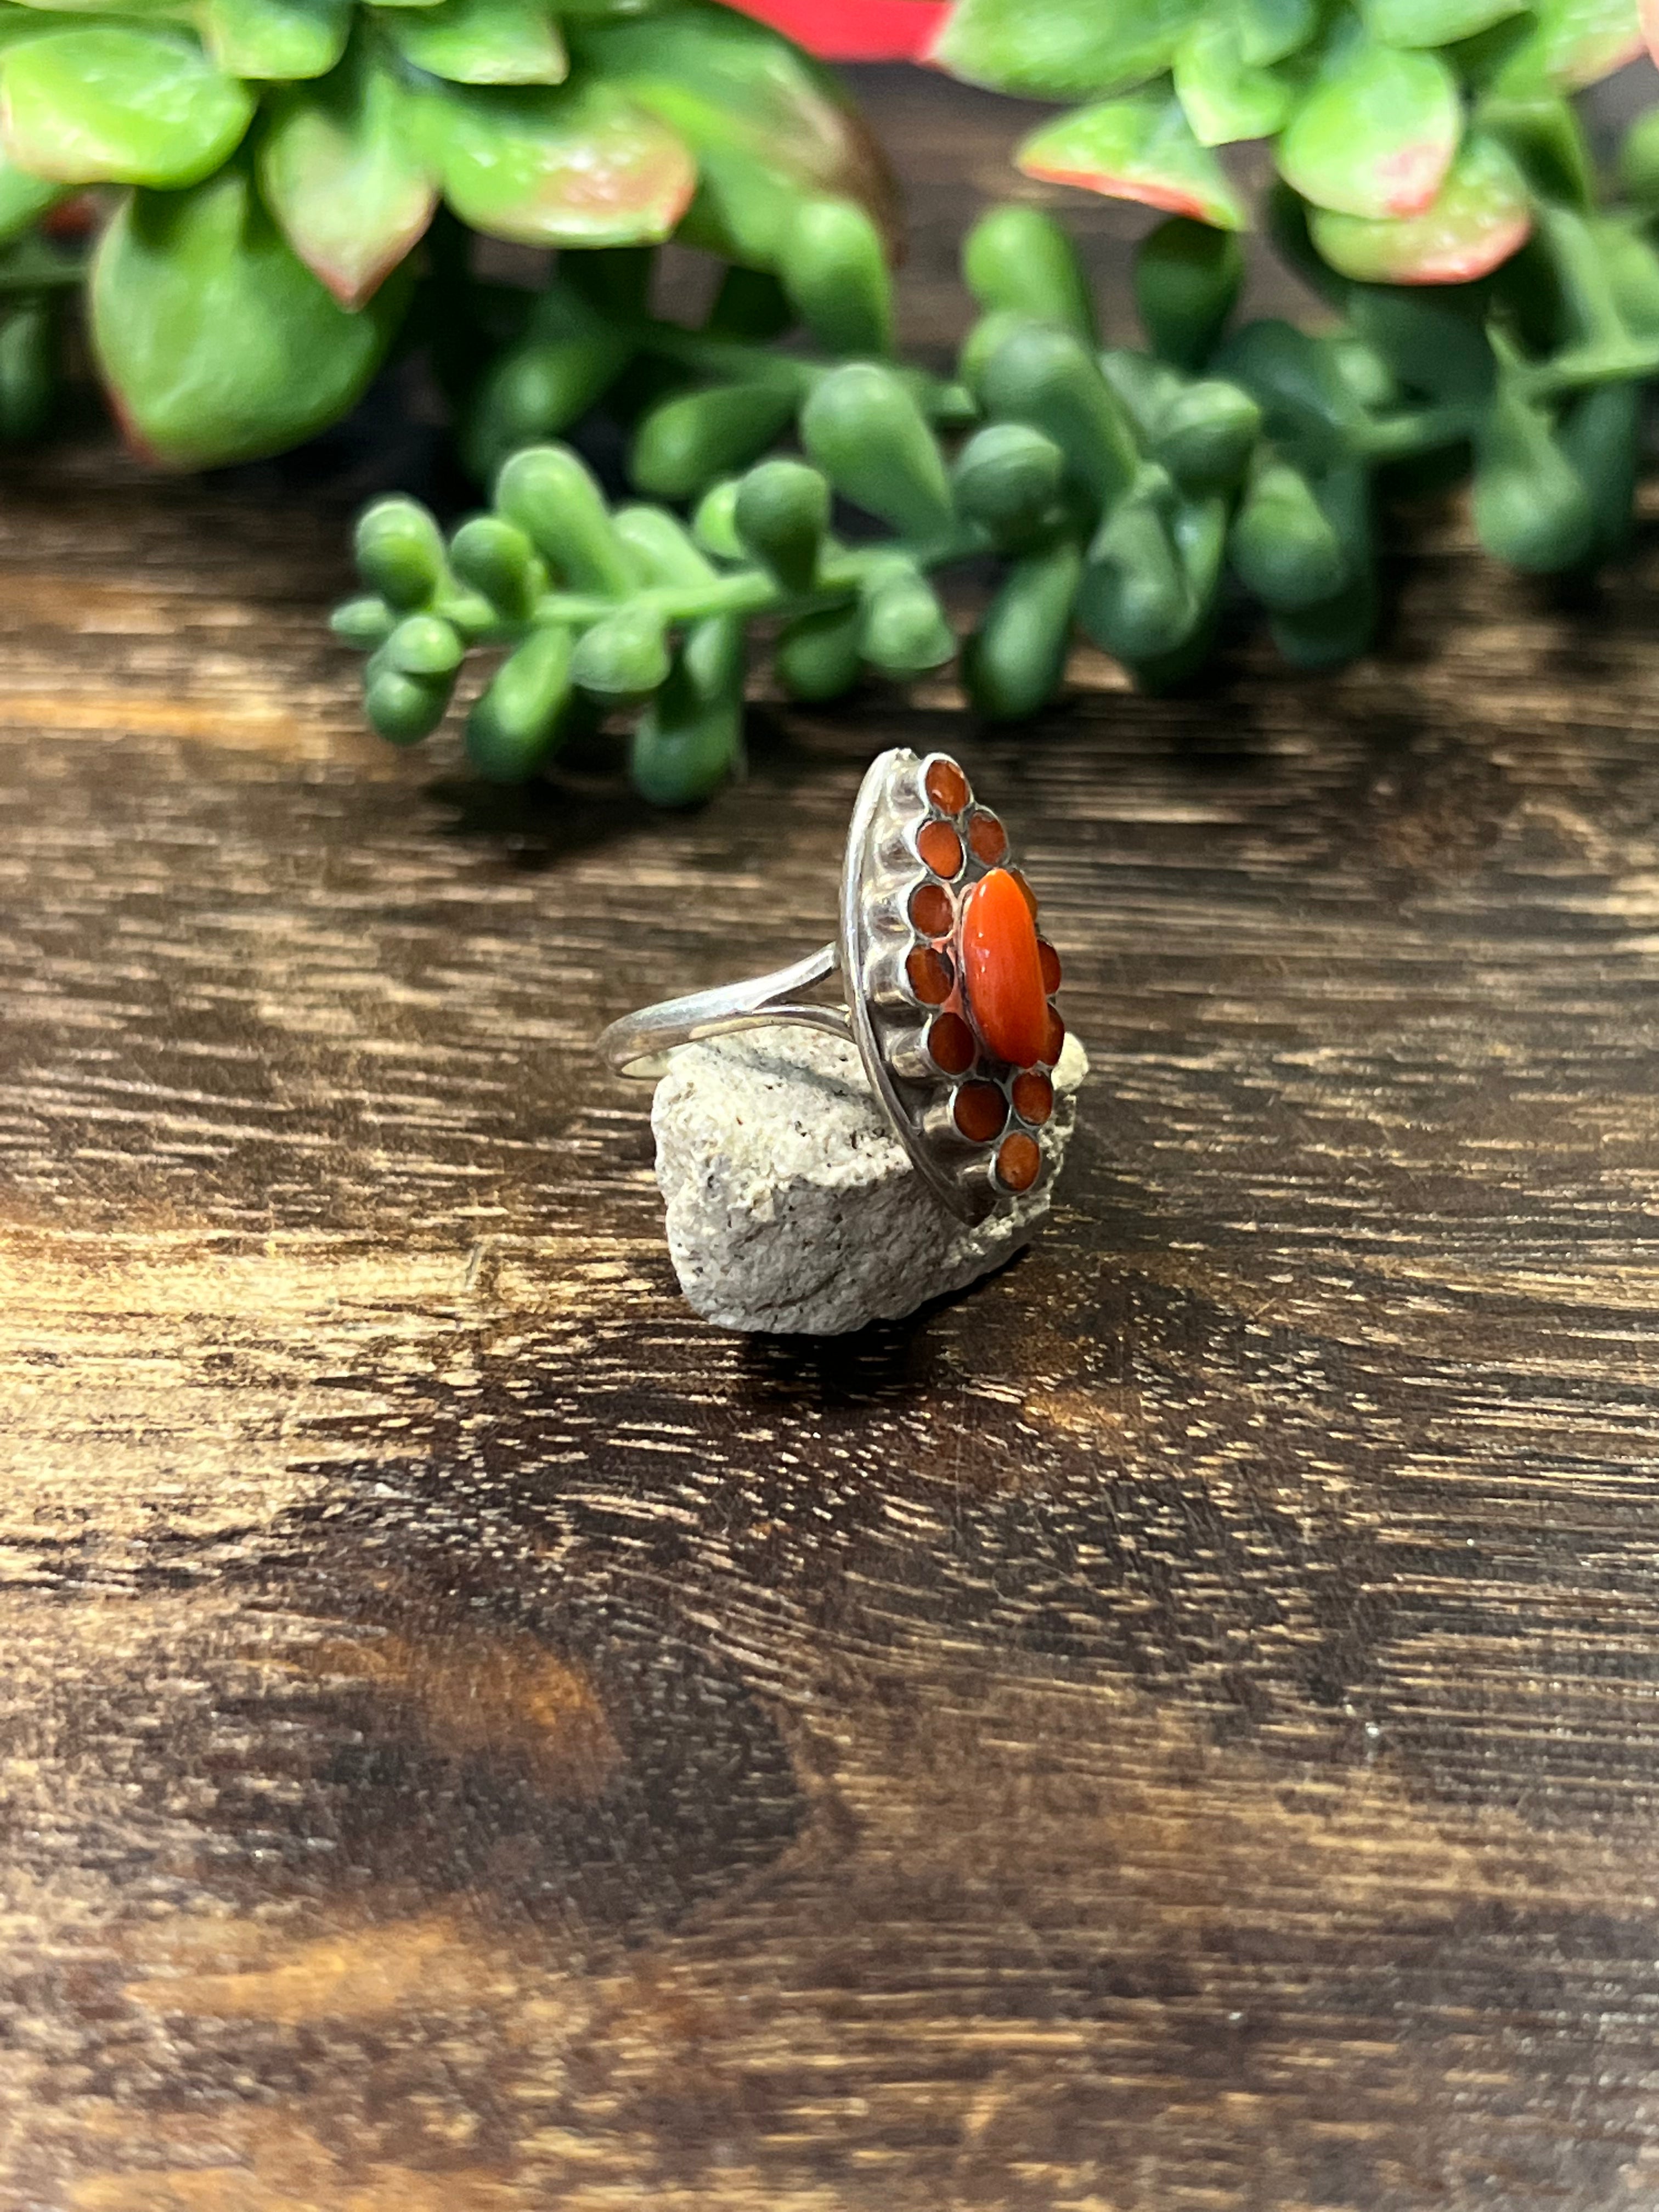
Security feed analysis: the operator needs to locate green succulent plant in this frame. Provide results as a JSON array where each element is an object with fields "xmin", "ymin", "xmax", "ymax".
[
  {"xmin": 332, "ymin": 131, "xmax": 1659, "ymax": 803},
  {"xmin": 929, "ymin": 0, "xmax": 1645, "ymax": 287},
  {"xmin": 0, "ymin": 0, "xmax": 893, "ymax": 465}
]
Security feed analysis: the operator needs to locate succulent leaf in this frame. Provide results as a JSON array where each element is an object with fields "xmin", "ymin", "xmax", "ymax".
[
  {"xmin": 972, "ymin": 319, "xmax": 1139, "ymax": 510},
  {"xmin": 366, "ymin": 667, "xmax": 453, "ymax": 743},
  {"xmin": 733, "ymin": 455, "xmax": 828, "ymax": 589},
  {"xmin": 355, "ymin": 497, "xmax": 444, "ymax": 607},
  {"xmin": 1173, "ymin": 13, "xmax": 1293, "ymax": 147},
  {"xmin": 1234, "ymin": 0, "xmax": 1316, "ymax": 66},
  {"xmin": 611, "ymin": 502, "xmax": 716, "ymax": 588},
  {"xmin": 257, "ymin": 45, "xmax": 435, "ymax": 304},
  {"xmin": 449, "ymin": 512, "xmax": 543, "ymax": 616},
  {"xmin": 775, "ymin": 601, "xmax": 861, "ymax": 701},
  {"xmin": 1309, "ymin": 132, "xmax": 1532, "ymax": 284},
  {"xmin": 630, "ymin": 613, "xmax": 746, "ymax": 805},
  {"xmin": 572, "ymin": 600, "xmax": 670, "ymax": 698},
  {"xmin": 857, "ymin": 560, "xmax": 954, "ymax": 674},
  {"xmin": 1343, "ymin": 286, "xmax": 1493, "ymax": 399},
  {"xmin": 1277, "ymin": 35, "xmax": 1460, "ymax": 218},
  {"xmin": 951, "ymin": 420, "xmax": 1066, "ymax": 549},
  {"xmin": 781, "ymin": 194, "xmax": 892, "ymax": 356},
  {"xmin": 465, "ymin": 326, "xmax": 632, "ymax": 478},
  {"xmin": 1359, "ymin": 0, "xmax": 1525, "ymax": 43},
  {"xmin": 0, "ymin": 142, "xmax": 59, "ymax": 235},
  {"xmin": 1213, "ymin": 317, "xmax": 1364, "ymax": 461},
  {"xmin": 200, "ymin": 0, "xmax": 351, "ymax": 81},
  {"xmin": 1228, "ymin": 458, "xmax": 1351, "ymax": 608},
  {"xmin": 92, "ymin": 159, "xmax": 407, "ymax": 464},
  {"xmin": 800, "ymin": 360, "xmax": 953, "ymax": 537},
  {"xmin": 1479, "ymin": 87, "xmax": 1593, "ymax": 206},
  {"xmin": 1017, "ymin": 92, "xmax": 1248, "ymax": 230},
  {"xmin": 1531, "ymin": 0, "xmax": 1641, "ymax": 86},
  {"xmin": 379, "ymin": 0, "xmax": 567, "ymax": 86},
  {"xmin": 1077, "ymin": 472, "xmax": 1196, "ymax": 660},
  {"xmin": 466, "ymin": 623, "xmax": 574, "ymax": 781},
  {"xmin": 962, "ymin": 534, "xmax": 1080, "ymax": 719},
  {"xmin": 420, "ymin": 77, "xmax": 694, "ymax": 246},
  {"xmin": 568, "ymin": 2, "xmax": 897, "ymax": 265},
  {"xmin": 1, "ymin": 25, "xmax": 255, "ymax": 185},
  {"xmin": 495, "ymin": 442, "xmax": 635, "ymax": 591},
  {"xmin": 1135, "ymin": 214, "xmax": 1243, "ymax": 367},
  {"xmin": 961, "ymin": 203, "xmax": 1095, "ymax": 342},
  {"xmin": 0, "ymin": 293, "xmax": 55, "ymax": 436},
  {"xmin": 1557, "ymin": 379, "xmax": 1639, "ymax": 554},
  {"xmin": 629, "ymin": 379, "xmax": 798, "ymax": 501},
  {"xmin": 1472, "ymin": 374, "xmax": 1596, "ymax": 570},
  {"xmin": 930, "ymin": 0, "xmax": 1201, "ymax": 100}
]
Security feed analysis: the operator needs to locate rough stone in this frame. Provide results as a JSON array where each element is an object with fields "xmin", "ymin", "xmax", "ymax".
[{"xmin": 651, "ymin": 1027, "xmax": 1088, "ymax": 1335}]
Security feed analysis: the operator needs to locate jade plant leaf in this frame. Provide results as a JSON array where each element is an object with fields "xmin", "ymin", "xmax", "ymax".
[
  {"xmin": 380, "ymin": 0, "xmax": 567, "ymax": 85},
  {"xmin": 1235, "ymin": 0, "xmax": 1316, "ymax": 65},
  {"xmin": 199, "ymin": 0, "xmax": 351, "ymax": 80},
  {"xmin": 1, "ymin": 25, "xmax": 255, "ymax": 184},
  {"xmin": 1529, "ymin": 0, "xmax": 1642, "ymax": 85},
  {"xmin": 1173, "ymin": 14, "xmax": 1293, "ymax": 145},
  {"xmin": 1359, "ymin": 0, "xmax": 1525, "ymax": 41},
  {"xmin": 0, "ymin": 0, "xmax": 179, "ymax": 14},
  {"xmin": 1479, "ymin": 86, "xmax": 1593, "ymax": 204},
  {"xmin": 570, "ymin": 2, "xmax": 897, "ymax": 265},
  {"xmin": 421, "ymin": 77, "xmax": 693, "ymax": 246},
  {"xmin": 0, "ymin": 2, "xmax": 98, "ymax": 42},
  {"xmin": 1017, "ymin": 93, "xmax": 1248, "ymax": 230},
  {"xmin": 1277, "ymin": 37, "xmax": 1459, "ymax": 218},
  {"xmin": 930, "ymin": 0, "xmax": 1201, "ymax": 98},
  {"xmin": 258, "ymin": 45, "xmax": 433, "ymax": 303},
  {"xmin": 91, "ymin": 160, "xmax": 407, "ymax": 465},
  {"xmin": 1309, "ymin": 133, "xmax": 1531, "ymax": 283},
  {"xmin": 0, "ymin": 142, "xmax": 59, "ymax": 234}
]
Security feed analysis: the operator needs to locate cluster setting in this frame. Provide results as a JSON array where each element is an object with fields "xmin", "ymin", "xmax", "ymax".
[{"xmin": 842, "ymin": 748, "xmax": 1066, "ymax": 1225}]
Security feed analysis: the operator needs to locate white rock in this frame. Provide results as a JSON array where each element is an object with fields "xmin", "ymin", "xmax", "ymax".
[{"xmin": 651, "ymin": 1027, "xmax": 1088, "ymax": 1335}]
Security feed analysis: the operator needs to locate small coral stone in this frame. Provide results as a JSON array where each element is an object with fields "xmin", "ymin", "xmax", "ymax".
[
  {"xmin": 906, "ymin": 945, "xmax": 953, "ymax": 1005},
  {"xmin": 1009, "ymin": 869, "xmax": 1039, "ymax": 921},
  {"xmin": 960, "ymin": 867, "xmax": 1051, "ymax": 1069},
  {"xmin": 910, "ymin": 881, "xmax": 953, "ymax": 938},
  {"xmin": 1012, "ymin": 1070, "xmax": 1053, "ymax": 1126},
  {"xmin": 968, "ymin": 810, "xmax": 1008, "ymax": 865},
  {"xmin": 953, "ymin": 1081, "xmax": 1007, "ymax": 1143},
  {"xmin": 924, "ymin": 757, "xmax": 970, "ymax": 815},
  {"xmin": 1041, "ymin": 1005, "xmax": 1065, "ymax": 1065},
  {"xmin": 996, "ymin": 1132, "xmax": 1041, "ymax": 1193},
  {"xmin": 917, "ymin": 820, "xmax": 964, "ymax": 878},
  {"xmin": 1038, "ymin": 939, "xmax": 1062, "ymax": 995},
  {"xmin": 927, "ymin": 1013, "xmax": 975, "ymax": 1075}
]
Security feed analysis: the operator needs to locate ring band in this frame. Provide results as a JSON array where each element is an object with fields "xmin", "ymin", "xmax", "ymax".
[
  {"xmin": 595, "ymin": 941, "xmax": 850, "ymax": 1082},
  {"xmin": 598, "ymin": 747, "xmax": 1068, "ymax": 1226}
]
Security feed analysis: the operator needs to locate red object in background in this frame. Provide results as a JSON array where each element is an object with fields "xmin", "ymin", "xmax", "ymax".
[
  {"xmin": 721, "ymin": 0, "xmax": 947, "ymax": 60},
  {"xmin": 42, "ymin": 193, "xmax": 100, "ymax": 241}
]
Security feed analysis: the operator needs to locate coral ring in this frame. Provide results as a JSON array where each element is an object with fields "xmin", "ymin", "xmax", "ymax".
[{"xmin": 597, "ymin": 747, "xmax": 1068, "ymax": 1224}]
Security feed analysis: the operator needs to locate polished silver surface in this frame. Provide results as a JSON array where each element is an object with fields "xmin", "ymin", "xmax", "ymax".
[
  {"xmin": 838, "ymin": 749, "xmax": 998, "ymax": 1224},
  {"xmin": 598, "ymin": 747, "xmax": 1063, "ymax": 1226},
  {"xmin": 596, "ymin": 941, "xmax": 849, "ymax": 1082}
]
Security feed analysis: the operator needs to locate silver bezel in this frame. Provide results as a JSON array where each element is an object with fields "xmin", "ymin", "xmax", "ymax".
[{"xmin": 839, "ymin": 747, "xmax": 1062, "ymax": 1227}]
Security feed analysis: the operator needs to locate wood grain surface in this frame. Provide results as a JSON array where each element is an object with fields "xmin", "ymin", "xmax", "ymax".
[{"xmin": 5, "ymin": 67, "xmax": 1659, "ymax": 2212}]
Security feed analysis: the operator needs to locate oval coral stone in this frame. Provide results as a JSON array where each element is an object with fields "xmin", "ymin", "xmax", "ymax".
[{"xmin": 960, "ymin": 866, "xmax": 1051, "ymax": 1069}]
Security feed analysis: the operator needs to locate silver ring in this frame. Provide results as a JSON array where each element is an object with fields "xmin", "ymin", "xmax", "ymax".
[{"xmin": 597, "ymin": 747, "xmax": 1067, "ymax": 1225}]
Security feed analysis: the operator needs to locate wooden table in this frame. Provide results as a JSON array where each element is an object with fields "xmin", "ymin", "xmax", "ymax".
[{"xmin": 6, "ymin": 71, "xmax": 1659, "ymax": 2212}]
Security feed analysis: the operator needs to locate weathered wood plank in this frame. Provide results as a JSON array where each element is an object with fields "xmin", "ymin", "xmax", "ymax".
[{"xmin": 3, "ymin": 68, "xmax": 1659, "ymax": 2212}]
